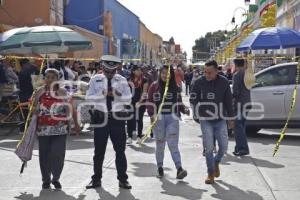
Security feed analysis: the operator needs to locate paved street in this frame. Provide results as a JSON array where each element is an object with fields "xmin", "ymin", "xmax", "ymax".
[{"xmin": 0, "ymin": 96, "xmax": 300, "ymax": 200}]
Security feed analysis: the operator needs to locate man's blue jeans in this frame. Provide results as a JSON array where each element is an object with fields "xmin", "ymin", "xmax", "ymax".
[
  {"xmin": 234, "ymin": 111, "xmax": 250, "ymax": 154},
  {"xmin": 200, "ymin": 120, "xmax": 228, "ymax": 175}
]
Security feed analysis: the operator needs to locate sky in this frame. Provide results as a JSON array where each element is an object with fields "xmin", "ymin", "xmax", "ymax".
[{"xmin": 118, "ymin": 0, "xmax": 255, "ymax": 59}]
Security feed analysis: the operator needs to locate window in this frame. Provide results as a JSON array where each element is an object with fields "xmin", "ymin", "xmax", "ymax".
[
  {"xmin": 256, "ymin": 66, "xmax": 294, "ymax": 87},
  {"xmin": 288, "ymin": 65, "xmax": 298, "ymax": 85}
]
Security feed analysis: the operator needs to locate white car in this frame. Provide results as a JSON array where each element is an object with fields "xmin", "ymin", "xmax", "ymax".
[{"xmin": 246, "ymin": 62, "xmax": 300, "ymax": 134}]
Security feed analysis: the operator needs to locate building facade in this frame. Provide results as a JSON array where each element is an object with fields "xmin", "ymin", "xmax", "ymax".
[
  {"xmin": 65, "ymin": 0, "xmax": 140, "ymax": 59},
  {"xmin": 139, "ymin": 22, "xmax": 163, "ymax": 65},
  {"xmin": 64, "ymin": 0, "xmax": 104, "ymax": 34},
  {"xmin": 65, "ymin": 25, "xmax": 105, "ymax": 60},
  {"xmin": 0, "ymin": 0, "xmax": 63, "ymax": 27}
]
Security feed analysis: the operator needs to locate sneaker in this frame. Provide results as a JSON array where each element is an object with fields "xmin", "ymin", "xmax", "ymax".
[
  {"xmin": 233, "ymin": 151, "xmax": 249, "ymax": 157},
  {"xmin": 119, "ymin": 181, "xmax": 132, "ymax": 189},
  {"xmin": 205, "ymin": 174, "xmax": 215, "ymax": 184},
  {"xmin": 51, "ymin": 181, "xmax": 62, "ymax": 189},
  {"xmin": 136, "ymin": 137, "xmax": 142, "ymax": 144},
  {"xmin": 157, "ymin": 167, "xmax": 164, "ymax": 178},
  {"xmin": 214, "ymin": 162, "xmax": 220, "ymax": 178},
  {"xmin": 126, "ymin": 137, "xmax": 133, "ymax": 145},
  {"xmin": 42, "ymin": 182, "xmax": 50, "ymax": 189},
  {"xmin": 176, "ymin": 167, "xmax": 187, "ymax": 179},
  {"xmin": 86, "ymin": 180, "xmax": 101, "ymax": 189}
]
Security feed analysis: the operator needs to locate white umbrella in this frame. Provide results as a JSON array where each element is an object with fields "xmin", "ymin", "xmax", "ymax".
[
  {"xmin": 0, "ymin": 27, "xmax": 26, "ymax": 43},
  {"xmin": 0, "ymin": 25, "xmax": 92, "ymax": 54}
]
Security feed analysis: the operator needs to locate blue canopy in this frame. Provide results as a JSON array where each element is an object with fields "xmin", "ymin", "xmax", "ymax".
[{"xmin": 236, "ymin": 27, "xmax": 300, "ymax": 52}]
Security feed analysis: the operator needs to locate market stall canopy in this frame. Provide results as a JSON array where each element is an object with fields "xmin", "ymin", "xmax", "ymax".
[
  {"xmin": 0, "ymin": 26, "xmax": 92, "ymax": 54},
  {"xmin": 236, "ymin": 27, "xmax": 300, "ymax": 52}
]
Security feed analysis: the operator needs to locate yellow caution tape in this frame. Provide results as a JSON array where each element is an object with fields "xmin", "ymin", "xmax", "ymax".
[
  {"xmin": 3, "ymin": 55, "xmax": 300, "ymax": 63},
  {"xmin": 1, "ymin": 55, "xmax": 172, "ymax": 62},
  {"xmin": 139, "ymin": 64, "xmax": 171, "ymax": 145},
  {"xmin": 273, "ymin": 62, "xmax": 300, "ymax": 156},
  {"xmin": 3, "ymin": 55, "xmax": 97, "ymax": 62}
]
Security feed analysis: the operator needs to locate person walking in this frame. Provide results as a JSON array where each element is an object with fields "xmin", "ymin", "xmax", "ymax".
[
  {"xmin": 184, "ymin": 69, "xmax": 193, "ymax": 96},
  {"xmin": 32, "ymin": 68, "xmax": 80, "ymax": 189},
  {"xmin": 175, "ymin": 64, "xmax": 184, "ymax": 91},
  {"xmin": 127, "ymin": 65, "xmax": 149, "ymax": 144},
  {"xmin": 85, "ymin": 55, "xmax": 132, "ymax": 190},
  {"xmin": 147, "ymin": 65, "xmax": 190, "ymax": 179},
  {"xmin": 232, "ymin": 58, "xmax": 251, "ymax": 157},
  {"xmin": 191, "ymin": 68, "xmax": 201, "ymax": 88},
  {"xmin": 190, "ymin": 60, "xmax": 234, "ymax": 184},
  {"xmin": 142, "ymin": 65, "xmax": 156, "ymax": 138},
  {"xmin": 226, "ymin": 68, "xmax": 233, "ymax": 82},
  {"xmin": 217, "ymin": 66, "xmax": 226, "ymax": 78}
]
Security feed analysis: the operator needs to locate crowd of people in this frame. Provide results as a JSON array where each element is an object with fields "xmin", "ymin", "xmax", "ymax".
[{"xmin": 0, "ymin": 55, "xmax": 251, "ymax": 190}]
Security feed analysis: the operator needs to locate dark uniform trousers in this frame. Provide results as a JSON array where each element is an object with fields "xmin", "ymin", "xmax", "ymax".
[{"xmin": 92, "ymin": 115, "xmax": 128, "ymax": 182}]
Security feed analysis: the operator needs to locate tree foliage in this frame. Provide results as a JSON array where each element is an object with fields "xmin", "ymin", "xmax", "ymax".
[{"xmin": 192, "ymin": 30, "xmax": 228, "ymax": 61}]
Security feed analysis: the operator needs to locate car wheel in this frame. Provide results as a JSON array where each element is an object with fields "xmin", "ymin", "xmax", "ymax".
[{"xmin": 246, "ymin": 127, "xmax": 260, "ymax": 136}]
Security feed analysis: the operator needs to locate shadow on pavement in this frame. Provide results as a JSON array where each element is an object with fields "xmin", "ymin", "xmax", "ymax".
[
  {"xmin": 223, "ymin": 154, "xmax": 285, "ymax": 169},
  {"xmin": 0, "ymin": 125, "xmax": 19, "ymax": 137},
  {"xmin": 160, "ymin": 178, "xmax": 207, "ymax": 200},
  {"xmin": 197, "ymin": 130, "xmax": 300, "ymax": 147},
  {"xmin": 96, "ymin": 188, "xmax": 140, "ymax": 200},
  {"xmin": 211, "ymin": 180, "xmax": 264, "ymax": 200},
  {"xmin": 129, "ymin": 144, "xmax": 155, "ymax": 154},
  {"xmin": 66, "ymin": 135, "xmax": 94, "ymax": 150},
  {"xmin": 15, "ymin": 190, "xmax": 86, "ymax": 200},
  {"xmin": 247, "ymin": 133, "xmax": 300, "ymax": 147},
  {"xmin": 131, "ymin": 162, "xmax": 171, "ymax": 178},
  {"xmin": 0, "ymin": 140, "xmax": 19, "ymax": 149}
]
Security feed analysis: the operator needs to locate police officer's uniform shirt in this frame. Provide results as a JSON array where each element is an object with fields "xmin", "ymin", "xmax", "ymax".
[{"xmin": 86, "ymin": 74, "xmax": 132, "ymax": 112}]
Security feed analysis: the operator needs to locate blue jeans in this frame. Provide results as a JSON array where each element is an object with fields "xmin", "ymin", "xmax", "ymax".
[
  {"xmin": 234, "ymin": 112, "xmax": 249, "ymax": 154},
  {"xmin": 153, "ymin": 114, "xmax": 182, "ymax": 169},
  {"xmin": 200, "ymin": 120, "xmax": 228, "ymax": 174}
]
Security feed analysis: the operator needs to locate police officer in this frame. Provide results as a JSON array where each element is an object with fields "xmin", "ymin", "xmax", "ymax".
[{"xmin": 85, "ymin": 55, "xmax": 132, "ymax": 189}]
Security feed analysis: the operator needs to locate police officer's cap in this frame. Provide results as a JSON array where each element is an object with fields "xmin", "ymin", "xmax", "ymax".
[{"xmin": 100, "ymin": 55, "xmax": 121, "ymax": 70}]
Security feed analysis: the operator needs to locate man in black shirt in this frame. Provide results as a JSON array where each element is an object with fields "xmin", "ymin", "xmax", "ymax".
[
  {"xmin": 232, "ymin": 58, "xmax": 251, "ymax": 157},
  {"xmin": 190, "ymin": 60, "xmax": 234, "ymax": 184}
]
